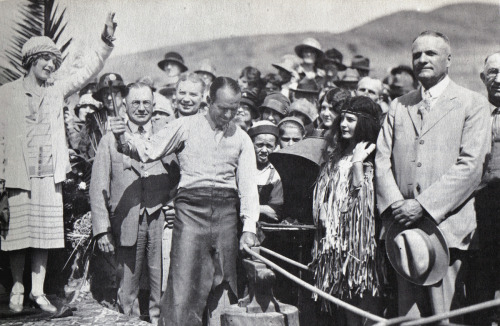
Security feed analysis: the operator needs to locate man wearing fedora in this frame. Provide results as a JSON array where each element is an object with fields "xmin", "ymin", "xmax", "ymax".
[
  {"xmin": 350, "ymin": 54, "xmax": 370, "ymax": 78},
  {"xmin": 375, "ymin": 31, "xmax": 490, "ymax": 321},
  {"xmin": 289, "ymin": 78, "xmax": 321, "ymax": 108},
  {"xmin": 321, "ymin": 47, "xmax": 347, "ymax": 88}
]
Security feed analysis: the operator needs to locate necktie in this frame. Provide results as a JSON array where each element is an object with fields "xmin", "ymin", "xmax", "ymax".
[
  {"xmin": 418, "ymin": 90, "xmax": 431, "ymax": 130},
  {"xmin": 137, "ymin": 126, "xmax": 147, "ymax": 139}
]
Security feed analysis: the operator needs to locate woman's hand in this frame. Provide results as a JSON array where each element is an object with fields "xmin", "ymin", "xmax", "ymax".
[
  {"xmin": 352, "ymin": 141, "xmax": 376, "ymax": 163},
  {"xmin": 102, "ymin": 12, "xmax": 117, "ymax": 40}
]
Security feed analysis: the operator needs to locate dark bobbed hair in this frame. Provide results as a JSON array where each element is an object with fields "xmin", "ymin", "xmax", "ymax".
[
  {"xmin": 209, "ymin": 76, "xmax": 241, "ymax": 103},
  {"xmin": 326, "ymin": 96, "xmax": 381, "ymax": 162},
  {"xmin": 319, "ymin": 87, "xmax": 351, "ymax": 114},
  {"xmin": 239, "ymin": 66, "xmax": 263, "ymax": 88}
]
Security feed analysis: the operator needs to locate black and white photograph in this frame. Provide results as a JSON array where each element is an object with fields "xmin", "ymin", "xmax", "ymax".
[{"xmin": 0, "ymin": 0, "xmax": 499, "ymax": 325}]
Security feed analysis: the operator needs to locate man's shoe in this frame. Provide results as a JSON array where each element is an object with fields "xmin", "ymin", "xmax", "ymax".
[
  {"xmin": 9, "ymin": 292, "xmax": 24, "ymax": 313},
  {"xmin": 29, "ymin": 293, "xmax": 57, "ymax": 313}
]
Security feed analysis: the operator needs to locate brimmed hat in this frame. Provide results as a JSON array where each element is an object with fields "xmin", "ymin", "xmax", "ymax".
[
  {"xmin": 93, "ymin": 73, "xmax": 128, "ymax": 101},
  {"xmin": 289, "ymin": 98, "xmax": 318, "ymax": 124},
  {"xmin": 259, "ymin": 92, "xmax": 290, "ymax": 117},
  {"xmin": 322, "ymin": 48, "xmax": 347, "ymax": 71},
  {"xmin": 350, "ymin": 55, "xmax": 370, "ymax": 72},
  {"xmin": 294, "ymin": 38, "xmax": 324, "ymax": 59},
  {"xmin": 158, "ymin": 84, "xmax": 176, "ymax": 99},
  {"xmin": 386, "ymin": 218, "xmax": 450, "ymax": 286},
  {"xmin": 334, "ymin": 68, "xmax": 360, "ymax": 88},
  {"xmin": 248, "ymin": 120, "xmax": 279, "ymax": 139},
  {"xmin": 290, "ymin": 78, "xmax": 321, "ymax": 95},
  {"xmin": 76, "ymin": 94, "xmax": 101, "ymax": 109},
  {"xmin": 157, "ymin": 52, "xmax": 188, "ymax": 72},
  {"xmin": 272, "ymin": 57, "xmax": 299, "ymax": 75},
  {"xmin": 21, "ymin": 36, "xmax": 63, "ymax": 71},
  {"xmin": 194, "ymin": 59, "xmax": 216, "ymax": 79},
  {"xmin": 277, "ymin": 116, "xmax": 306, "ymax": 134},
  {"xmin": 240, "ymin": 89, "xmax": 260, "ymax": 119},
  {"xmin": 391, "ymin": 65, "xmax": 416, "ymax": 82}
]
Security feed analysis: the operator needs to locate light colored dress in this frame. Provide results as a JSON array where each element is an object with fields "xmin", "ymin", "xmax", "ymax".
[
  {"xmin": 311, "ymin": 154, "xmax": 380, "ymax": 310},
  {"xmin": 0, "ymin": 41, "xmax": 113, "ymax": 251}
]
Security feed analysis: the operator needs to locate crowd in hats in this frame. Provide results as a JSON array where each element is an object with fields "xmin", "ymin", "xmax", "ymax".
[{"xmin": 3, "ymin": 17, "xmax": 500, "ymax": 326}]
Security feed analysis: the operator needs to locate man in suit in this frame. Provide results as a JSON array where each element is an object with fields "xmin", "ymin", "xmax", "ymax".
[
  {"xmin": 90, "ymin": 82, "xmax": 173, "ymax": 325},
  {"xmin": 375, "ymin": 31, "xmax": 491, "ymax": 321}
]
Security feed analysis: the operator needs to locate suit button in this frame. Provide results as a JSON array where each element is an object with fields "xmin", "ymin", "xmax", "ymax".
[
  {"xmin": 419, "ymin": 140, "xmax": 424, "ymax": 144},
  {"xmin": 144, "ymin": 172, "xmax": 149, "ymax": 177},
  {"xmin": 416, "ymin": 185, "xmax": 421, "ymax": 192},
  {"xmin": 417, "ymin": 162, "xmax": 422, "ymax": 167}
]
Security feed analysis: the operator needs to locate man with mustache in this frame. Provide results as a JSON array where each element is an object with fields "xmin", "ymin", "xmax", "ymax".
[
  {"xmin": 375, "ymin": 31, "xmax": 490, "ymax": 322},
  {"xmin": 90, "ymin": 82, "xmax": 174, "ymax": 324}
]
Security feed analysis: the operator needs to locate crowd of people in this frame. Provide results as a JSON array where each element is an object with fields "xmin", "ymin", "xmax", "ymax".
[{"xmin": 1, "ymin": 10, "xmax": 500, "ymax": 326}]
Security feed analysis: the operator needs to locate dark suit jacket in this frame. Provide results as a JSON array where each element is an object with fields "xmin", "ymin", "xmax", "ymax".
[
  {"xmin": 90, "ymin": 125, "xmax": 173, "ymax": 246},
  {"xmin": 375, "ymin": 80, "xmax": 491, "ymax": 249}
]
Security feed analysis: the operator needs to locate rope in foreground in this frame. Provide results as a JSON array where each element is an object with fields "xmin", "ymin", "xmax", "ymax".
[
  {"xmin": 247, "ymin": 245, "xmax": 500, "ymax": 325},
  {"xmin": 243, "ymin": 244, "xmax": 387, "ymax": 323}
]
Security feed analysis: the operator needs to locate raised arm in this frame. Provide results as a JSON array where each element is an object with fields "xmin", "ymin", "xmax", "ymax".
[{"xmin": 60, "ymin": 12, "xmax": 116, "ymax": 98}]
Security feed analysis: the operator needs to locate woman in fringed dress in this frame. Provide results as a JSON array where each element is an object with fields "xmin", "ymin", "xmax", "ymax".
[
  {"xmin": 0, "ymin": 13, "xmax": 116, "ymax": 313},
  {"xmin": 311, "ymin": 96, "xmax": 383, "ymax": 325}
]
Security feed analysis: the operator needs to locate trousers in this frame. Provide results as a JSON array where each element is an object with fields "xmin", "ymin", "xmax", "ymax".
[
  {"xmin": 159, "ymin": 188, "xmax": 239, "ymax": 326},
  {"xmin": 117, "ymin": 209, "xmax": 163, "ymax": 324}
]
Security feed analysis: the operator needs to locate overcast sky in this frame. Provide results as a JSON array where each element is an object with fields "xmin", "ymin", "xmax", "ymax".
[{"xmin": 0, "ymin": 0, "xmax": 498, "ymax": 57}]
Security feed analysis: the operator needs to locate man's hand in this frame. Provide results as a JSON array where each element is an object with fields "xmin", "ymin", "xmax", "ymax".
[
  {"xmin": 259, "ymin": 205, "xmax": 279, "ymax": 222},
  {"xmin": 239, "ymin": 231, "xmax": 259, "ymax": 251},
  {"xmin": 109, "ymin": 117, "xmax": 127, "ymax": 136},
  {"xmin": 97, "ymin": 232, "xmax": 115, "ymax": 254},
  {"xmin": 392, "ymin": 199, "xmax": 424, "ymax": 227},
  {"xmin": 163, "ymin": 205, "xmax": 175, "ymax": 229}
]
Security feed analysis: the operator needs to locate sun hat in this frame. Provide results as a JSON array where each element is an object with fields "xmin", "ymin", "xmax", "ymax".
[
  {"xmin": 294, "ymin": 38, "xmax": 324, "ymax": 59},
  {"xmin": 289, "ymin": 98, "xmax": 318, "ymax": 124},
  {"xmin": 322, "ymin": 48, "xmax": 347, "ymax": 71},
  {"xmin": 386, "ymin": 218, "xmax": 450, "ymax": 286}
]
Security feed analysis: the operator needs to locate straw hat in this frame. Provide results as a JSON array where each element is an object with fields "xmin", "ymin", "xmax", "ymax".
[
  {"xmin": 294, "ymin": 38, "xmax": 324, "ymax": 59},
  {"xmin": 386, "ymin": 218, "xmax": 450, "ymax": 286}
]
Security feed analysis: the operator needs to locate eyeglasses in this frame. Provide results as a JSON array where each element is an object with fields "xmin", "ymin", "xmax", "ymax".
[{"xmin": 131, "ymin": 100, "xmax": 152, "ymax": 109}]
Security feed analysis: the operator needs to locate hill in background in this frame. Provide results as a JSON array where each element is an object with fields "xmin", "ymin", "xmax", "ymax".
[{"xmin": 104, "ymin": 2, "xmax": 499, "ymax": 93}]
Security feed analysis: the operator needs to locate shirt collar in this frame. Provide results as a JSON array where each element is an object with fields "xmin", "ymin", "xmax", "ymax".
[
  {"xmin": 204, "ymin": 111, "xmax": 229, "ymax": 132},
  {"xmin": 421, "ymin": 75, "xmax": 450, "ymax": 100},
  {"xmin": 127, "ymin": 120, "xmax": 152, "ymax": 135}
]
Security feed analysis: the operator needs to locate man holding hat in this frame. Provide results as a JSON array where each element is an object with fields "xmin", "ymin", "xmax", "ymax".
[
  {"xmin": 260, "ymin": 92, "xmax": 290, "ymax": 125},
  {"xmin": 375, "ymin": 31, "xmax": 490, "ymax": 321},
  {"xmin": 248, "ymin": 121, "xmax": 283, "ymax": 222}
]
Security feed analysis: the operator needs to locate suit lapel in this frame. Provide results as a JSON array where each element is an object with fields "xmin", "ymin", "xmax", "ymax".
[
  {"xmin": 420, "ymin": 81, "xmax": 459, "ymax": 137},
  {"xmin": 406, "ymin": 91, "xmax": 423, "ymax": 136}
]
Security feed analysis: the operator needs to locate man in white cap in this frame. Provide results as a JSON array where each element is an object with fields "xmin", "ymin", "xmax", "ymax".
[{"xmin": 375, "ymin": 31, "xmax": 490, "ymax": 322}]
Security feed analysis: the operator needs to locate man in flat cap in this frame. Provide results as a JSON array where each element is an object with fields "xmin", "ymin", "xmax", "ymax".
[{"xmin": 375, "ymin": 31, "xmax": 490, "ymax": 322}]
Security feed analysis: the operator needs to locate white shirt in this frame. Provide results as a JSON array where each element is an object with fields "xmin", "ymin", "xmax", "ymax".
[{"xmin": 420, "ymin": 75, "xmax": 450, "ymax": 110}]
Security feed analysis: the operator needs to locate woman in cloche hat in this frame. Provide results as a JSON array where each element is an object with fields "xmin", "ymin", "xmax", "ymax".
[
  {"xmin": 0, "ymin": 13, "xmax": 117, "ymax": 314},
  {"xmin": 311, "ymin": 96, "xmax": 383, "ymax": 324},
  {"xmin": 294, "ymin": 37, "xmax": 325, "ymax": 81}
]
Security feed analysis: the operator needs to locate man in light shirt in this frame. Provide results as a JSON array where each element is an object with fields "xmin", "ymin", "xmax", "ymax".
[{"xmin": 109, "ymin": 76, "xmax": 259, "ymax": 326}]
